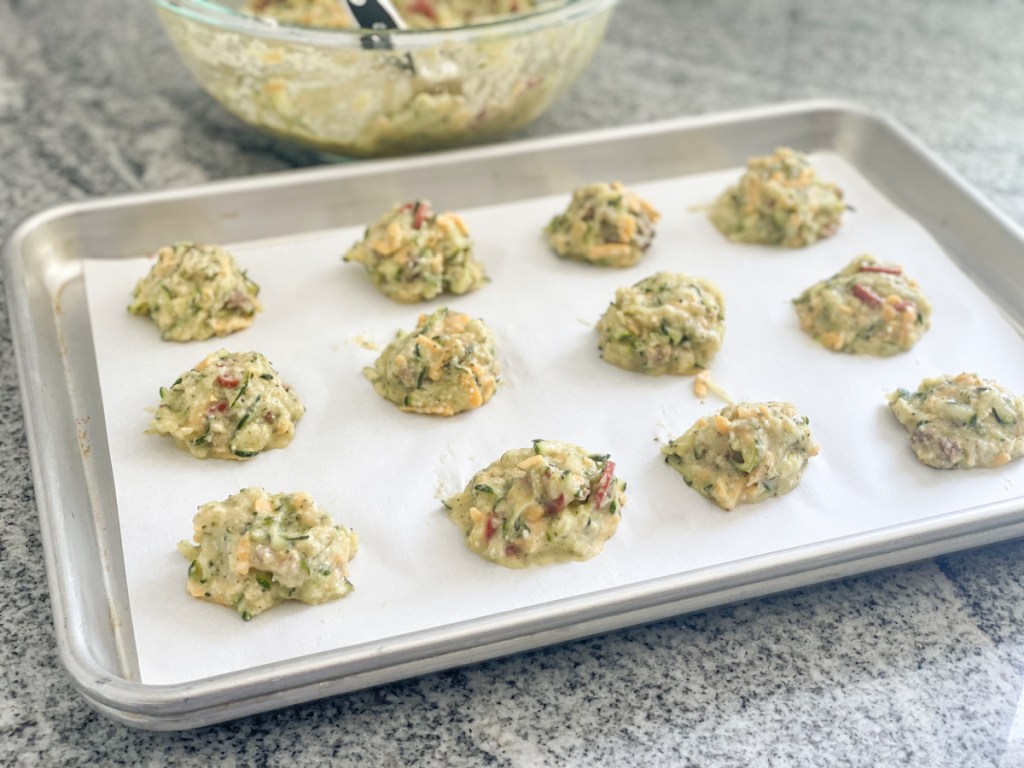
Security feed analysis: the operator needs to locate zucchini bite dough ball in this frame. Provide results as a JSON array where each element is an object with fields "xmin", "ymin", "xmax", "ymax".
[
  {"xmin": 597, "ymin": 271, "xmax": 726, "ymax": 375},
  {"xmin": 128, "ymin": 242, "xmax": 262, "ymax": 342},
  {"xmin": 888, "ymin": 373, "xmax": 1024, "ymax": 469},
  {"xmin": 708, "ymin": 147, "xmax": 845, "ymax": 247},
  {"xmin": 178, "ymin": 487, "xmax": 358, "ymax": 621},
  {"xmin": 445, "ymin": 440, "xmax": 626, "ymax": 568},
  {"xmin": 365, "ymin": 307, "xmax": 500, "ymax": 416},
  {"xmin": 343, "ymin": 200, "xmax": 487, "ymax": 303},
  {"xmin": 150, "ymin": 349, "xmax": 305, "ymax": 460},
  {"xmin": 662, "ymin": 401, "xmax": 819, "ymax": 511},
  {"xmin": 793, "ymin": 254, "xmax": 931, "ymax": 355},
  {"xmin": 545, "ymin": 181, "xmax": 660, "ymax": 267}
]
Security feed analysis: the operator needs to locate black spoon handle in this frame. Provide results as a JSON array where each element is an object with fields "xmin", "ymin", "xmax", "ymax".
[{"xmin": 345, "ymin": 0, "xmax": 406, "ymax": 30}]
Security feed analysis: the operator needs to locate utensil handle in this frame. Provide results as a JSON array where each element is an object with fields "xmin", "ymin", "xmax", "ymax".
[{"xmin": 345, "ymin": 0, "xmax": 407, "ymax": 30}]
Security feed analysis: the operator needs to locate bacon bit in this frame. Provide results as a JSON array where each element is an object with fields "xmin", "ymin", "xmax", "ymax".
[
  {"xmin": 592, "ymin": 461, "xmax": 616, "ymax": 509},
  {"xmin": 852, "ymin": 283, "xmax": 883, "ymax": 307},
  {"xmin": 484, "ymin": 515, "xmax": 497, "ymax": 541},
  {"xmin": 407, "ymin": 0, "xmax": 437, "ymax": 22},
  {"xmin": 505, "ymin": 544, "xmax": 518, "ymax": 557},
  {"xmin": 857, "ymin": 264, "xmax": 903, "ymax": 275},
  {"xmin": 399, "ymin": 201, "xmax": 432, "ymax": 229},
  {"xmin": 208, "ymin": 400, "xmax": 229, "ymax": 414},
  {"xmin": 216, "ymin": 373, "xmax": 240, "ymax": 388},
  {"xmin": 224, "ymin": 290, "xmax": 252, "ymax": 311},
  {"xmin": 412, "ymin": 201, "xmax": 432, "ymax": 230},
  {"xmin": 892, "ymin": 298, "xmax": 915, "ymax": 312},
  {"xmin": 544, "ymin": 493, "xmax": 566, "ymax": 516}
]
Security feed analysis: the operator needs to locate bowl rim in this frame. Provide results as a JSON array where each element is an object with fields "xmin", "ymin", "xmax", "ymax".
[{"xmin": 150, "ymin": 0, "xmax": 619, "ymax": 46}]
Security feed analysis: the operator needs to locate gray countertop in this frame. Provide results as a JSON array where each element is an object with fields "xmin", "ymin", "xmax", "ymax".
[{"xmin": 3, "ymin": 0, "xmax": 1024, "ymax": 765}]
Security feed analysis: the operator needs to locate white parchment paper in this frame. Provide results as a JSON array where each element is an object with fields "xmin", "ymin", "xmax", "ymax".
[{"xmin": 82, "ymin": 154, "xmax": 1024, "ymax": 685}]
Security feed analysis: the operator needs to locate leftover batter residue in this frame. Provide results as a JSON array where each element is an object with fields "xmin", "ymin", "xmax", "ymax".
[{"xmin": 246, "ymin": 0, "xmax": 535, "ymax": 29}]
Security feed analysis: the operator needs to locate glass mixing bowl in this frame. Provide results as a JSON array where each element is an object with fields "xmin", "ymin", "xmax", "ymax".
[{"xmin": 151, "ymin": 0, "xmax": 619, "ymax": 157}]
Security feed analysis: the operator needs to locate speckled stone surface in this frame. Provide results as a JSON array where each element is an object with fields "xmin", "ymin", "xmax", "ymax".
[{"xmin": 2, "ymin": 0, "xmax": 1024, "ymax": 764}]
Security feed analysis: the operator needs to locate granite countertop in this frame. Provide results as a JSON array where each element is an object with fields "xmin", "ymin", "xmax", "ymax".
[{"xmin": 3, "ymin": 0, "xmax": 1024, "ymax": 764}]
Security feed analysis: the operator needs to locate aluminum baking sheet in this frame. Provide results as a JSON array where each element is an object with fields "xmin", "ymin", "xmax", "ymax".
[{"xmin": 6, "ymin": 101, "xmax": 1024, "ymax": 729}]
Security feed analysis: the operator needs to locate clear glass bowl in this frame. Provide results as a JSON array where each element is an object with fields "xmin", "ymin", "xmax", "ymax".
[{"xmin": 151, "ymin": 0, "xmax": 619, "ymax": 157}]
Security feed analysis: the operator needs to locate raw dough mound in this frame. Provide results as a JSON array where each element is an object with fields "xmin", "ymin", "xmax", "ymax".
[
  {"xmin": 151, "ymin": 349, "xmax": 305, "ymax": 460},
  {"xmin": 365, "ymin": 307, "xmax": 499, "ymax": 415},
  {"xmin": 709, "ymin": 147, "xmax": 844, "ymax": 247},
  {"xmin": 445, "ymin": 439, "xmax": 625, "ymax": 567},
  {"xmin": 597, "ymin": 271, "xmax": 726, "ymax": 375},
  {"xmin": 545, "ymin": 181, "xmax": 660, "ymax": 267},
  {"xmin": 344, "ymin": 201, "xmax": 487, "ymax": 303},
  {"xmin": 128, "ymin": 242, "xmax": 261, "ymax": 342},
  {"xmin": 178, "ymin": 487, "xmax": 358, "ymax": 621},
  {"xmin": 662, "ymin": 401, "xmax": 819, "ymax": 510},
  {"xmin": 888, "ymin": 373, "xmax": 1024, "ymax": 469},
  {"xmin": 793, "ymin": 254, "xmax": 931, "ymax": 355}
]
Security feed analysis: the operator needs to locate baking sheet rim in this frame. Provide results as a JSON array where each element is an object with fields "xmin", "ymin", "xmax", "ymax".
[{"xmin": 72, "ymin": 495, "xmax": 1024, "ymax": 718}]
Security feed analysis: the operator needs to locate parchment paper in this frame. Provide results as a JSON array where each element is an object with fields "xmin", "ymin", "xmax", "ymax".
[{"xmin": 82, "ymin": 153, "xmax": 1024, "ymax": 685}]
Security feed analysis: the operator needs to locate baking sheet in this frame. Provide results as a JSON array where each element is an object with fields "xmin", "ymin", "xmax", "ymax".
[{"xmin": 82, "ymin": 152, "xmax": 1024, "ymax": 685}]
